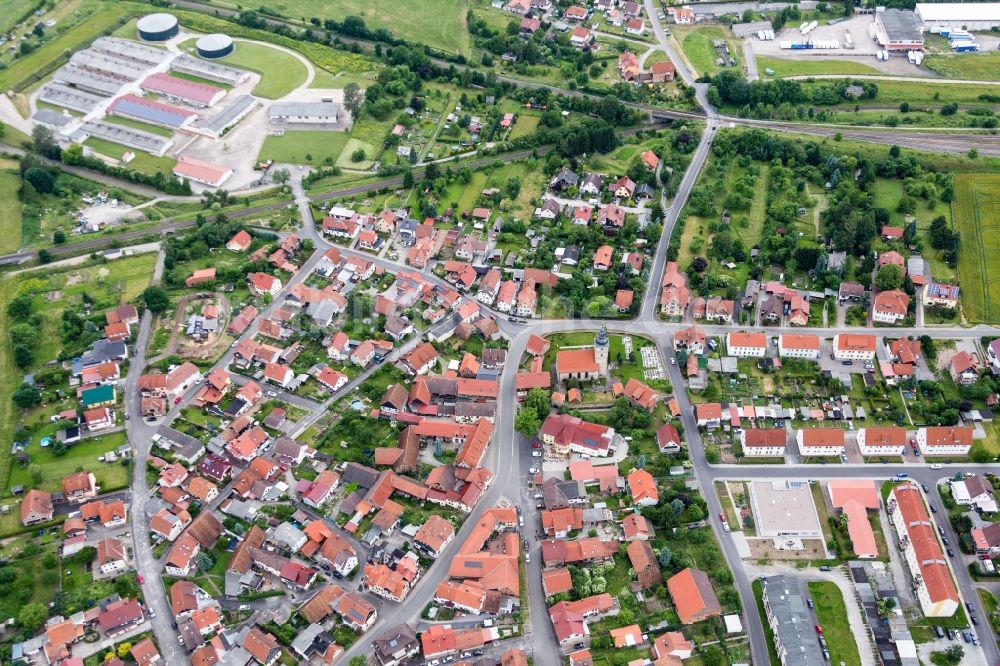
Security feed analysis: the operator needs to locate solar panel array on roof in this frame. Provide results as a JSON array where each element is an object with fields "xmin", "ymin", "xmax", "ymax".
[
  {"xmin": 109, "ymin": 94, "xmax": 196, "ymax": 129},
  {"xmin": 53, "ymin": 66, "xmax": 123, "ymax": 96},
  {"xmin": 39, "ymin": 83, "xmax": 105, "ymax": 113},
  {"xmin": 172, "ymin": 54, "xmax": 250, "ymax": 85},
  {"xmin": 70, "ymin": 51, "xmax": 148, "ymax": 81},
  {"xmin": 91, "ymin": 36, "xmax": 166, "ymax": 66},
  {"xmin": 200, "ymin": 94, "xmax": 258, "ymax": 135},
  {"xmin": 80, "ymin": 121, "xmax": 174, "ymax": 155}
]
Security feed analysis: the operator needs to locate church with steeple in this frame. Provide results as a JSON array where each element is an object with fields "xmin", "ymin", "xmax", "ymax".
[{"xmin": 554, "ymin": 327, "xmax": 610, "ymax": 382}]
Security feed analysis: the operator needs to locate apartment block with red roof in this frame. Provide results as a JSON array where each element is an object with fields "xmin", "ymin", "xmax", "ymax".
[
  {"xmin": 726, "ymin": 331, "xmax": 767, "ymax": 357},
  {"xmin": 796, "ymin": 428, "xmax": 845, "ymax": 457},
  {"xmin": 888, "ymin": 484, "xmax": 959, "ymax": 616},
  {"xmin": 740, "ymin": 428, "xmax": 787, "ymax": 457},
  {"xmin": 856, "ymin": 427, "xmax": 906, "ymax": 456},
  {"xmin": 916, "ymin": 426, "xmax": 973, "ymax": 456},
  {"xmin": 777, "ymin": 334, "xmax": 820, "ymax": 360},
  {"xmin": 833, "ymin": 334, "xmax": 876, "ymax": 361}
]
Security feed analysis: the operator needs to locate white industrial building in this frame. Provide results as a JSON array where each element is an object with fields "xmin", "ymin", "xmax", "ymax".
[
  {"xmin": 916, "ymin": 3, "xmax": 1000, "ymax": 32},
  {"xmin": 269, "ymin": 102, "xmax": 342, "ymax": 125}
]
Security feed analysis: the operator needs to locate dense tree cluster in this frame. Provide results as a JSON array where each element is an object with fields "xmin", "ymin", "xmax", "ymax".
[{"xmin": 709, "ymin": 71, "xmax": 877, "ymax": 110}]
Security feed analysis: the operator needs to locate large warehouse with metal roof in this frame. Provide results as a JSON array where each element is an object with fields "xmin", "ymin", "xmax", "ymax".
[{"xmin": 916, "ymin": 3, "xmax": 1000, "ymax": 31}]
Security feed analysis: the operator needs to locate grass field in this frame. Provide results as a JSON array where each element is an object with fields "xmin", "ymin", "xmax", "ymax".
[
  {"xmin": 954, "ymin": 173, "xmax": 1000, "ymax": 323},
  {"xmin": 0, "ymin": 171, "xmax": 23, "ymax": 254},
  {"xmin": 676, "ymin": 26, "xmax": 742, "ymax": 77},
  {"xmin": 808, "ymin": 581, "xmax": 862, "ymax": 666},
  {"xmin": 219, "ymin": 0, "xmax": 470, "ymax": 56},
  {"xmin": 8, "ymin": 432, "xmax": 129, "ymax": 493},
  {"xmin": 0, "ymin": 0, "xmax": 37, "ymax": 35},
  {"xmin": 259, "ymin": 130, "xmax": 351, "ymax": 165},
  {"xmin": 925, "ymin": 51, "xmax": 1000, "ymax": 81},
  {"xmin": 800, "ymin": 79, "xmax": 1000, "ymax": 107},
  {"xmin": 0, "ymin": 2, "xmax": 134, "ymax": 92},
  {"xmin": 757, "ymin": 55, "xmax": 883, "ymax": 77},
  {"xmin": 335, "ymin": 138, "xmax": 377, "ymax": 169},
  {"xmin": 213, "ymin": 40, "xmax": 307, "ymax": 98}
]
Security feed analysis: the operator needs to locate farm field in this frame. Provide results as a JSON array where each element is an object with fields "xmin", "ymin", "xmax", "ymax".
[
  {"xmin": 0, "ymin": 171, "xmax": 23, "ymax": 254},
  {"xmin": 925, "ymin": 51, "xmax": 1000, "ymax": 81},
  {"xmin": 954, "ymin": 173, "xmax": 1000, "ymax": 323},
  {"xmin": 0, "ymin": 2, "xmax": 136, "ymax": 92},
  {"xmin": 259, "ymin": 130, "xmax": 352, "ymax": 165},
  {"xmin": 756, "ymin": 55, "xmax": 883, "ymax": 77},
  {"xmin": 808, "ymin": 582, "xmax": 862, "ymax": 666},
  {"xmin": 210, "ymin": 0, "xmax": 470, "ymax": 57},
  {"xmin": 675, "ymin": 26, "xmax": 743, "ymax": 77}
]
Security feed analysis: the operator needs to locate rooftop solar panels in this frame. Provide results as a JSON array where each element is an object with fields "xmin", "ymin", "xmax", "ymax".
[
  {"xmin": 81, "ymin": 121, "xmax": 174, "ymax": 155},
  {"xmin": 109, "ymin": 94, "xmax": 197, "ymax": 129},
  {"xmin": 69, "ymin": 51, "xmax": 148, "ymax": 82},
  {"xmin": 200, "ymin": 94, "xmax": 258, "ymax": 135},
  {"xmin": 39, "ymin": 83, "xmax": 106, "ymax": 113},
  {"xmin": 91, "ymin": 36, "xmax": 167, "ymax": 66},
  {"xmin": 53, "ymin": 65, "xmax": 124, "ymax": 96},
  {"xmin": 172, "ymin": 54, "xmax": 250, "ymax": 86}
]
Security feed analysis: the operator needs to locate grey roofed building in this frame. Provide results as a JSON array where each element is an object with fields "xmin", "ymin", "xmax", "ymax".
[
  {"xmin": 221, "ymin": 498, "xmax": 261, "ymax": 520},
  {"xmin": 38, "ymin": 83, "xmax": 105, "ymax": 112},
  {"xmin": 53, "ymin": 65, "xmax": 123, "ymax": 96},
  {"xmin": 290, "ymin": 623, "xmax": 327, "ymax": 658},
  {"xmin": 172, "ymin": 54, "xmax": 251, "ymax": 85},
  {"xmin": 269, "ymin": 101, "xmax": 341, "ymax": 123},
  {"xmin": 92, "ymin": 36, "xmax": 167, "ymax": 66},
  {"xmin": 542, "ymin": 477, "xmax": 585, "ymax": 510},
  {"xmin": 268, "ymin": 522, "xmax": 307, "ymax": 552},
  {"xmin": 342, "ymin": 462, "xmax": 379, "ymax": 489},
  {"xmin": 79, "ymin": 120, "xmax": 173, "ymax": 155},
  {"xmin": 33, "ymin": 108, "xmax": 72, "ymax": 128},
  {"xmin": 731, "ymin": 19, "xmax": 774, "ymax": 37},
  {"xmin": 80, "ymin": 339, "xmax": 128, "ymax": 368},
  {"xmin": 877, "ymin": 8, "xmax": 924, "ymax": 43},
  {"xmin": 70, "ymin": 50, "xmax": 148, "ymax": 81},
  {"xmin": 201, "ymin": 94, "xmax": 258, "ymax": 136},
  {"xmin": 481, "ymin": 348, "xmax": 507, "ymax": 369},
  {"xmin": 762, "ymin": 575, "xmax": 826, "ymax": 664},
  {"xmin": 178, "ymin": 618, "xmax": 203, "ymax": 652},
  {"xmin": 157, "ymin": 425, "xmax": 203, "ymax": 451},
  {"xmin": 372, "ymin": 623, "xmax": 419, "ymax": 665},
  {"xmin": 550, "ymin": 167, "xmax": 579, "ymax": 190}
]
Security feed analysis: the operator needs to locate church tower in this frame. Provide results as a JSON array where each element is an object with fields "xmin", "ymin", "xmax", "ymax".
[{"xmin": 594, "ymin": 326, "xmax": 610, "ymax": 377}]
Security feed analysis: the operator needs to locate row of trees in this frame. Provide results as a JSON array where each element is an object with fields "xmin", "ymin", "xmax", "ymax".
[{"xmin": 709, "ymin": 72, "xmax": 877, "ymax": 109}]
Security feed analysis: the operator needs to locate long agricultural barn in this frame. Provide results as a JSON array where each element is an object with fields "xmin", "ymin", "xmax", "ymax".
[
  {"xmin": 140, "ymin": 73, "xmax": 225, "ymax": 107},
  {"xmin": 137, "ymin": 13, "xmax": 179, "ymax": 41},
  {"xmin": 91, "ymin": 36, "xmax": 167, "ymax": 66},
  {"xmin": 916, "ymin": 3, "xmax": 1000, "ymax": 31},
  {"xmin": 39, "ymin": 83, "xmax": 106, "ymax": 113},
  {"xmin": 200, "ymin": 94, "xmax": 258, "ymax": 136},
  {"xmin": 108, "ymin": 94, "xmax": 197, "ymax": 129},
  {"xmin": 76, "ymin": 121, "xmax": 174, "ymax": 156},
  {"xmin": 874, "ymin": 8, "xmax": 925, "ymax": 51},
  {"xmin": 172, "ymin": 54, "xmax": 250, "ymax": 86},
  {"xmin": 269, "ymin": 102, "xmax": 341, "ymax": 124},
  {"xmin": 172, "ymin": 156, "xmax": 233, "ymax": 188},
  {"xmin": 53, "ymin": 65, "xmax": 123, "ymax": 96},
  {"xmin": 69, "ymin": 51, "xmax": 148, "ymax": 82}
]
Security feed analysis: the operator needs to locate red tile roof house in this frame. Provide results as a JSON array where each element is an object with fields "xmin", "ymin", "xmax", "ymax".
[
  {"xmin": 667, "ymin": 567, "xmax": 721, "ymax": 624},
  {"xmin": 185, "ymin": 267, "xmax": 216, "ymax": 288},
  {"xmin": 173, "ymin": 156, "xmax": 233, "ymax": 188},
  {"xmin": 627, "ymin": 540, "xmax": 661, "ymax": 589},
  {"xmin": 248, "ymin": 272, "xmax": 282, "ymax": 297},
  {"xmin": 263, "ymin": 362, "xmax": 294, "ymax": 388},
  {"xmin": 98, "ymin": 598, "xmax": 145, "ymax": 637},
  {"xmin": 227, "ymin": 229, "xmax": 252, "ymax": 252},
  {"xmin": 63, "ymin": 471, "xmax": 99, "ymax": 504}
]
